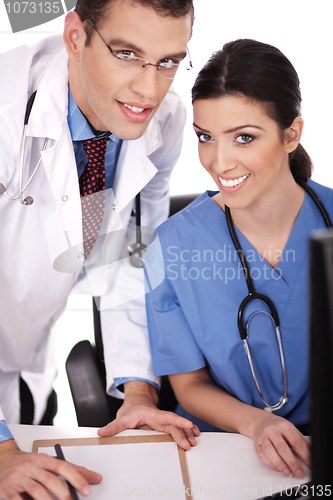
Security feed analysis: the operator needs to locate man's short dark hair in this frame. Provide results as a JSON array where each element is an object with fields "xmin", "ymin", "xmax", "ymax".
[{"xmin": 75, "ymin": 0, "xmax": 194, "ymax": 46}]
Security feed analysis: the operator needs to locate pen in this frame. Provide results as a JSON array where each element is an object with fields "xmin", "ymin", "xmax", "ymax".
[{"xmin": 54, "ymin": 443, "xmax": 79, "ymax": 500}]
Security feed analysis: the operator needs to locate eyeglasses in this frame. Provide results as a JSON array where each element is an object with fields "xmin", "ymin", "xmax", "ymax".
[{"xmin": 88, "ymin": 18, "xmax": 192, "ymax": 80}]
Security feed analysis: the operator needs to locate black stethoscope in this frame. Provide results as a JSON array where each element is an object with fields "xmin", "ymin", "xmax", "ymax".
[
  {"xmin": 225, "ymin": 180, "xmax": 332, "ymax": 412},
  {"xmin": 127, "ymin": 193, "xmax": 147, "ymax": 268},
  {"xmin": 0, "ymin": 92, "xmax": 146, "ymax": 267}
]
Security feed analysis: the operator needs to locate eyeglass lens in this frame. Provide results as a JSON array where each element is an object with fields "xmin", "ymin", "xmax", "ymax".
[{"xmin": 114, "ymin": 56, "xmax": 178, "ymax": 79}]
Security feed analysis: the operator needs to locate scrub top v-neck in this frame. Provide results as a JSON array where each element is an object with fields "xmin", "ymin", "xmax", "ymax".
[{"xmin": 146, "ymin": 179, "xmax": 333, "ymax": 430}]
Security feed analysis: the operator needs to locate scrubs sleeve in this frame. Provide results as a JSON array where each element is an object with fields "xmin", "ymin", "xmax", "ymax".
[{"xmin": 145, "ymin": 236, "xmax": 206, "ymax": 377}]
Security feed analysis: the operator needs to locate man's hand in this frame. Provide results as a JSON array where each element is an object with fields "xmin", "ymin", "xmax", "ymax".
[
  {"xmin": 0, "ymin": 439, "xmax": 102, "ymax": 500},
  {"xmin": 249, "ymin": 412, "xmax": 311, "ymax": 478},
  {"xmin": 98, "ymin": 381, "xmax": 200, "ymax": 450}
]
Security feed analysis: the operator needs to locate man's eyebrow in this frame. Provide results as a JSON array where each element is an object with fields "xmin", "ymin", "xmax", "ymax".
[{"xmin": 107, "ymin": 38, "xmax": 186, "ymax": 60}]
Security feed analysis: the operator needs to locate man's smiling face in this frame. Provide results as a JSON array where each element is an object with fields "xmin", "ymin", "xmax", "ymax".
[{"xmin": 66, "ymin": 0, "xmax": 192, "ymax": 139}]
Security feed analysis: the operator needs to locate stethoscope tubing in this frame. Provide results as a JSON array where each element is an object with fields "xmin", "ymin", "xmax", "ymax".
[
  {"xmin": 0, "ymin": 91, "xmax": 49, "ymax": 206},
  {"xmin": 225, "ymin": 180, "xmax": 332, "ymax": 412},
  {"xmin": 244, "ymin": 311, "xmax": 288, "ymax": 412}
]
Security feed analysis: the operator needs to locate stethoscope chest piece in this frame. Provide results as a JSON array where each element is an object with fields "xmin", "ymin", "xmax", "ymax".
[{"xmin": 127, "ymin": 242, "xmax": 147, "ymax": 268}]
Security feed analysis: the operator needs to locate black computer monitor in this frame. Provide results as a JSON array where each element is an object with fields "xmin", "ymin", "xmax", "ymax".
[{"xmin": 310, "ymin": 228, "xmax": 333, "ymax": 487}]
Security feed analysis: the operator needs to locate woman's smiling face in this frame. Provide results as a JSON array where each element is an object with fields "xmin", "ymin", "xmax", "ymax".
[{"xmin": 193, "ymin": 95, "xmax": 299, "ymax": 211}]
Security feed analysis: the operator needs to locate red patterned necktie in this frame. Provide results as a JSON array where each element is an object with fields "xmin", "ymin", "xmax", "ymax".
[{"xmin": 79, "ymin": 137, "xmax": 108, "ymax": 259}]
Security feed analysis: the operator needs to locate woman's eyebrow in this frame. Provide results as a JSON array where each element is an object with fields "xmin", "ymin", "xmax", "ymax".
[
  {"xmin": 193, "ymin": 123, "xmax": 210, "ymax": 133},
  {"xmin": 224, "ymin": 125, "xmax": 263, "ymax": 134}
]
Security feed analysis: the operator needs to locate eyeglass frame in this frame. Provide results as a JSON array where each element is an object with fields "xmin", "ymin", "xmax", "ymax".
[{"xmin": 87, "ymin": 18, "xmax": 193, "ymax": 80}]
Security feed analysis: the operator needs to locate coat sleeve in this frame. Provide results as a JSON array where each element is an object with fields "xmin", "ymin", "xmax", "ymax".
[{"xmin": 100, "ymin": 89, "xmax": 187, "ymax": 398}]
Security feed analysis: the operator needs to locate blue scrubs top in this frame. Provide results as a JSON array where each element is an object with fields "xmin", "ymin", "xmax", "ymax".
[{"xmin": 145, "ymin": 179, "xmax": 333, "ymax": 431}]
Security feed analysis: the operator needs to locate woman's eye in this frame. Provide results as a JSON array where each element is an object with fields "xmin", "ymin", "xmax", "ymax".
[
  {"xmin": 235, "ymin": 134, "xmax": 253, "ymax": 144},
  {"xmin": 198, "ymin": 134, "xmax": 213, "ymax": 143}
]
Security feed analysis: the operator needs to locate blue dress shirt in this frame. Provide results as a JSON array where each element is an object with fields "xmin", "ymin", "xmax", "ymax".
[{"xmin": 67, "ymin": 88, "xmax": 122, "ymax": 189}]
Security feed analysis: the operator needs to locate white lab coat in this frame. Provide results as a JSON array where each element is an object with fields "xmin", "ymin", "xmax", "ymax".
[{"xmin": 0, "ymin": 35, "xmax": 186, "ymax": 424}]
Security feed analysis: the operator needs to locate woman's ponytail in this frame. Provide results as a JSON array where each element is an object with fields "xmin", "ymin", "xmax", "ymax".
[{"xmin": 289, "ymin": 144, "xmax": 312, "ymax": 183}]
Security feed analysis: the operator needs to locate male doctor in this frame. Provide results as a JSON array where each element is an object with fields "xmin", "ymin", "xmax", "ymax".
[{"xmin": 0, "ymin": 1, "xmax": 198, "ymax": 498}]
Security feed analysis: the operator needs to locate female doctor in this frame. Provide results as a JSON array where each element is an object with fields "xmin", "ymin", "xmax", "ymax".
[{"xmin": 146, "ymin": 39, "xmax": 333, "ymax": 479}]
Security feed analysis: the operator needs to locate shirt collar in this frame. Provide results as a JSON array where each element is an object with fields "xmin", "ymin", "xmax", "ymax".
[{"xmin": 67, "ymin": 87, "xmax": 122, "ymax": 145}]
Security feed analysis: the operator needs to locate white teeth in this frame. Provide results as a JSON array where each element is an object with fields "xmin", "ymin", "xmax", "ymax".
[
  {"xmin": 124, "ymin": 103, "xmax": 145, "ymax": 114},
  {"xmin": 219, "ymin": 174, "xmax": 249, "ymax": 188}
]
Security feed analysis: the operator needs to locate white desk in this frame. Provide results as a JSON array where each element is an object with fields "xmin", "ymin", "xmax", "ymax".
[{"xmin": 9, "ymin": 425, "xmax": 310, "ymax": 500}]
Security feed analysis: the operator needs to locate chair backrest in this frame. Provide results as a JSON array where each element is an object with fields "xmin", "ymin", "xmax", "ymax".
[{"xmin": 169, "ymin": 194, "xmax": 200, "ymax": 217}]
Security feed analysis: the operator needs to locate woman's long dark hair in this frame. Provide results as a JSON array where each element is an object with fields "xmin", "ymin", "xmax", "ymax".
[{"xmin": 192, "ymin": 39, "xmax": 311, "ymax": 182}]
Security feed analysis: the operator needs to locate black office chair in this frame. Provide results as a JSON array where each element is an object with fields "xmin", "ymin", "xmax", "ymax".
[{"xmin": 66, "ymin": 193, "xmax": 200, "ymax": 427}]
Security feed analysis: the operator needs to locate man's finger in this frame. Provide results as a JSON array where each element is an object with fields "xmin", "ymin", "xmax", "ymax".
[
  {"xmin": 40, "ymin": 454, "xmax": 102, "ymax": 496},
  {"xmin": 145, "ymin": 409, "xmax": 194, "ymax": 430},
  {"xmin": 98, "ymin": 420, "xmax": 125, "ymax": 436}
]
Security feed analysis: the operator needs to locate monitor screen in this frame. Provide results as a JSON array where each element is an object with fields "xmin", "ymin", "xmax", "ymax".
[{"xmin": 310, "ymin": 228, "xmax": 333, "ymax": 487}]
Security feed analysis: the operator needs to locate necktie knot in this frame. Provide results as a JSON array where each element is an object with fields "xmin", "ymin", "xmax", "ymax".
[{"xmin": 83, "ymin": 137, "xmax": 108, "ymax": 172}]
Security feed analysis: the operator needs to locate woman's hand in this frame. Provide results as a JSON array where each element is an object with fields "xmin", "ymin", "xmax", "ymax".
[
  {"xmin": 249, "ymin": 412, "xmax": 311, "ymax": 478},
  {"xmin": 98, "ymin": 381, "xmax": 200, "ymax": 450},
  {"xmin": 169, "ymin": 368, "xmax": 311, "ymax": 478},
  {"xmin": 0, "ymin": 439, "xmax": 102, "ymax": 500}
]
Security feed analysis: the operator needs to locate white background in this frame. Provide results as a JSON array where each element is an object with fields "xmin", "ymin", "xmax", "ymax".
[{"xmin": 0, "ymin": 0, "xmax": 332, "ymax": 425}]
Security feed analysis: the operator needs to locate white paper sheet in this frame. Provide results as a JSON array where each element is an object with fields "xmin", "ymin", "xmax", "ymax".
[
  {"xmin": 186, "ymin": 433, "xmax": 310, "ymax": 499},
  {"xmin": 41, "ymin": 441, "xmax": 188, "ymax": 499}
]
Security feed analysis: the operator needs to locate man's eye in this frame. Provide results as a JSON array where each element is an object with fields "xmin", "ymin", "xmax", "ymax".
[
  {"xmin": 160, "ymin": 58, "xmax": 179, "ymax": 69},
  {"xmin": 235, "ymin": 134, "xmax": 253, "ymax": 144},
  {"xmin": 116, "ymin": 50, "xmax": 137, "ymax": 60}
]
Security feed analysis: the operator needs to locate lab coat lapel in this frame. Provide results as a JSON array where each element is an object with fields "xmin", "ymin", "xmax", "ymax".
[
  {"xmin": 113, "ymin": 117, "xmax": 161, "ymax": 214},
  {"xmin": 40, "ymin": 129, "xmax": 83, "ymax": 251},
  {"xmin": 26, "ymin": 45, "xmax": 84, "ymax": 257},
  {"xmin": 27, "ymin": 45, "xmax": 69, "ymax": 141}
]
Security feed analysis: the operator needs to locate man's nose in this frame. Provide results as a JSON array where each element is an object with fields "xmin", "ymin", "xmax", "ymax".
[{"xmin": 131, "ymin": 66, "xmax": 162, "ymax": 100}]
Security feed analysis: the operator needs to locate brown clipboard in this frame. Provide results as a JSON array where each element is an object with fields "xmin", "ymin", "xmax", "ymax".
[{"xmin": 33, "ymin": 434, "xmax": 192, "ymax": 499}]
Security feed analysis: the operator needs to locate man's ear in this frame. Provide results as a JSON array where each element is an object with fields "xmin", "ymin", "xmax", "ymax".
[
  {"xmin": 63, "ymin": 11, "xmax": 87, "ymax": 62},
  {"xmin": 284, "ymin": 116, "xmax": 304, "ymax": 154}
]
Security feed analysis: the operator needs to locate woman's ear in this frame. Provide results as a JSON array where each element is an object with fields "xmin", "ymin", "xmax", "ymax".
[
  {"xmin": 63, "ymin": 11, "xmax": 86, "ymax": 63},
  {"xmin": 284, "ymin": 116, "xmax": 304, "ymax": 154}
]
